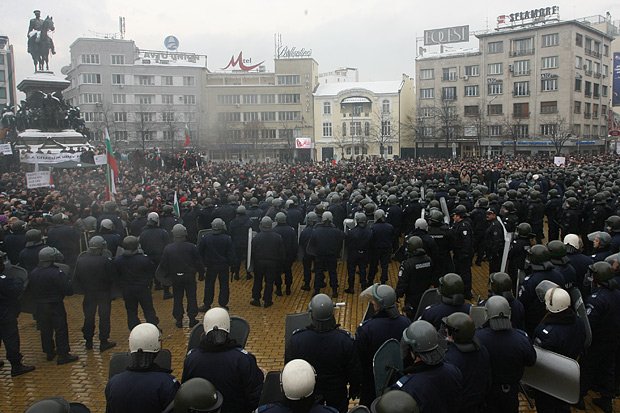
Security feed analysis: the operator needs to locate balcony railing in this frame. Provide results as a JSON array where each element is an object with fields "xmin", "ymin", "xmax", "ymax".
[
  {"xmin": 594, "ymin": 72, "xmax": 601, "ymax": 78},
  {"xmin": 540, "ymin": 108, "xmax": 558, "ymax": 114},
  {"xmin": 584, "ymin": 112, "xmax": 592, "ymax": 118},
  {"xmin": 585, "ymin": 49, "xmax": 602, "ymax": 58},
  {"xmin": 513, "ymin": 112, "xmax": 530, "ymax": 119},
  {"xmin": 513, "ymin": 91, "xmax": 530, "ymax": 97},
  {"xmin": 510, "ymin": 48, "xmax": 535, "ymax": 57}
]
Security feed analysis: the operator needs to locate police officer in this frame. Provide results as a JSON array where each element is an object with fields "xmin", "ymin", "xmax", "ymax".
[
  {"xmin": 475, "ymin": 296, "xmax": 536, "ymax": 413},
  {"xmin": 370, "ymin": 390, "xmax": 419, "ymax": 413},
  {"xmin": 182, "ymin": 308, "xmax": 264, "ymax": 413},
  {"xmin": 46, "ymin": 214, "xmax": 81, "ymax": 272},
  {"xmin": 368, "ymin": 210, "xmax": 394, "ymax": 286},
  {"xmin": 170, "ymin": 377, "xmax": 223, "ymax": 413},
  {"xmin": 105, "ymin": 323, "xmax": 179, "ymax": 413},
  {"xmin": 427, "ymin": 210, "xmax": 454, "ymax": 279},
  {"xmin": 327, "ymin": 195, "xmax": 346, "ymax": 235},
  {"xmin": 588, "ymin": 231, "xmax": 613, "ymax": 262},
  {"xmin": 254, "ymin": 359, "xmax": 339, "ymax": 413},
  {"xmin": 545, "ymin": 189, "xmax": 563, "ymax": 241},
  {"xmin": 140, "ymin": 212, "xmax": 172, "ymax": 299},
  {"xmin": 471, "ymin": 198, "xmax": 490, "ymax": 266},
  {"xmin": 18, "ymin": 229, "xmax": 45, "ymax": 274},
  {"xmin": 499, "ymin": 201, "xmax": 519, "ymax": 234},
  {"xmin": 395, "ymin": 236, "xmax": 434, "ymax": 319},
  {"xmin": 198, "ymin": 198, "xmax": 216, "ymax": 231},
  {"xmin": 285, "ymin": 197, "xmax": 304, "ymax": 236},
  {"xmin": 564, "ymin": 234, "xmax": 594, "ymax": 294},
  {"xmin": 420, "ymin": 273, "xmax": 471, "ymax": 329},
  {"xmin": 392, "ymin": 320, "xmax": 463, "ymax": 413},
  {"xmin": 451, "ymin": 205, "xmax": 473, "ymax": 299},
  {"xmin": 250, "ymin": 217, "xmax": 285, "ymax": 308},
  {"xmin": 229, "ymin": 206, "xmax": 252, "ymax": 281},
  {"xmin": 559, "ymin": 197, "xmax": 582, "ymax": 240},
  {"xmin": 547, "ymin": 240, "xmax": 577, "ymax": 290},
  {"xmin": 386, "ymin": 194, "xmax": 404, "ymax": 252},
  {"xmin": 345, "ymin": 213, "xmax": 372, "ymax": 293},
  {"xmin": 286, "ymin": 294, "xmax": 360, "ymax": 413},
  {"xmin": 533, "ymin": 287, "xmax": 586, "ymax": 413},
  {"xmin": 605, "ymin": 215, "xmax": 620, "ymax": 253},
  {"xmin": 579, "ymin": 262, "xmax": 620, "ymax": 413},
  {"xmin": 114, "ymin": 236, "xmax": 159, "ymax": 330},
  {"xmin": 98, "ymin": 201, "xmax": 124, "ymax": 235},
  {"xmin": 129, "ymin": 206, "xmax": 149, "ymax": 236},
  {"xmin": 442, "ymin": 312, "xmax": 491, "ymax": 413},
  {"xmin": 246, "ymin": 198, "xmax": 264, "ymax": 233},
  {"xmin": 29, "ymin": 247, "xmax": 79, "ymax": 364},
  {"xmin": 506, "ymin": 223, "xmax": 534, "ymax": 288},
  {"xmin": 73, "ymin": 236, "xmax": 116, "ymax": 351},
  {"xmin": 484, "ymin": 209, "xmax": 504, "ymax": 275},
  {"xmin": 158, "ymin": 224, "xmax": 203, "ymax": 328},
  {"xmin": 356, "ymin": 284, "xmax": 410, "ymax": 407},
  {"xmin": 308, "ymin": 212, "xmax": 345, "ymax": 297},
  {"xmin": 527, "ymin": 190, "xmax": 545, "ymax": 244},
  {"xmin": 0, "ymin": 251, "xmax": 35, "ymax": 376},
  {"xmin": 484, "ymin": 272, "xmax": 525, "ymax": 330},
  {"xmin": 160, "ymin": 205, "xmax": 180, "ymax": 234},
  {"xmin": 98, "ymin": 219, "xmax": 122, "ymax": 257},
  {"xmin": 299, "ymin": 212, "xmax": 318, "ymax": 291},
  {"xmin": 273, "ymin": 212, "xmax": 298, "ymax": 296},
  {"xmin": 199, "ymin": 217, "xmax": 235, "ymax": 309},
  {"xmin": 3, "ymin": 220, "xmax": 26, "ymax": 265}
]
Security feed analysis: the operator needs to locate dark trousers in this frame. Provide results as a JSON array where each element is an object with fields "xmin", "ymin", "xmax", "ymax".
[
  {"xmin": 276, "ymin": 261, "xmax": 293, "ymax": 288},
  {"xmin": 489, "ymin": 254, "xmax": 502, "ymax": 275},
  {"xmin": 123, "ymin": 285, "xmax": 159, "ymax": 330},
  {"xmin": 253, "ymin": 263, "xmax": 279, "ymax": 304},
  {"xmin": 314, "ymin": 255, "xmax": 338, "ymax": 292},
  {"xmin": 347, "ymin": 252, "xmax": 368, "ymax": 288},
  {"xmin": 368, "ymin": 248, "xmax": 391, "ymax": 284},
  {"xmin": 302, "ymin": 255, "xmax": 314, "ymax": 286},
  {"xmin": 454, "ymin": 255, "xmax": 472, "ymax": 295},
  {"xmin": 232, "ymin": 247, "xmax": 247, "ymax": 276},
  {"xmin": 0, "ymin": 318, "xmax": 22, "ymax": 365},
  {"xmin": 82, "ymin": 291, "xmax": 112, "ymax": 341},
  {"xmin": 204, "ymin": 264, "xmax": 230, "ymax": 308},
  {"xmin": 474, "ymin": 235, "xmax": 485, "ymax": 263},
  {"xmin": 581, "ymin": 342, "xmax": 616, "ymax": 398},
  {"xmin": 486, "ymin": 383, "xmax": 519, "ymax": 413},
  {"xmin": 172, "ymin": 273, "xmax": 198, "ymax": 321},
  {"xmin": 534, "ymin": 389, "xmax": 571, "ymax": 413},
  {"xmin": 36, "ymin": 301, "xmax": 70, "ymax": 356},
  {"xmin": 547, "ymin": 223, "xmax": 560, "ymax": 242}
]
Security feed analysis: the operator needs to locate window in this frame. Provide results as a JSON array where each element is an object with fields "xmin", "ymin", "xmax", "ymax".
[
  {"xmin": 420, "ymin": 107, "xmax": 434, "ymax": 117},
  {"xmin": 81, "ymin": 54, "xmax": 100, "ymax": 64},
  {"xmin": 574, "ymin": 101, "xmax": 581, "ymax": 114},
  {"xmin": 542, "ymin": 33, "xmax": 559, "ymax": 47},
  {"xmin": 113, "ymin": 131, "xmax": 128, "ymax": 141},
  {"xmin": 575, "ymin": 78, "xmax": 582, "ymax": 92},
  {"xmin": 464, "ymin": 65, "xmax": 479, "ymax": 76},
  {"xmin": 585, "ymin": 102, "xmax": 591, "ymax": 117},
  {"xmin": 162, "ymin": 76, "xmax": 173, "ymax": 86},
  {"xmin": 488, "ymin": 82, "xmax": 503, "ymax": 95},
  {"xmin": 540, "ymin": 124, "xmax": 557, "ymax": 136},
  {"xmin": 540, "ymin": 101, "xmax": 557, "ymax": 114},
  {"xmin": 422, "ymin": 127, "xmax": 434, "ymax": 138},
  {"xmin": 261, "ymin": 94, "xmax": 275, "ymax": 104},
  {"xmin": 541, "ymin": 56, "xmax": 558, "ymax": 69},
  {"xmin": 585, "ymin": 59, "xmax": 593, "ymax": 73},
  {"xmin": 593, "ymin": 104, "xmax": 599, "ymax": 118},
  {"xmin": 602, "ymin": 105, "xmax": 607, "ymax": 118},
  {"xmin": 513, "ymin": 102, "xmax": 529, "ymax": 118},
  {"xmin": 512, "ymin": 60, "xmax": 530, "ymax": 75},
  {"xmin": 141, "ymin": 131, "xmax": 153, "ymax": 141},
  {"xmin": 136, "ymin": 75, "xmax": 154, "ymax": 86},
  {"xmin": 342, "ymin": 122, "xmax": 347, "ymax": 136},
  {"xmin": 381, "ymin": 121, "xmax": 391, "ymax": 136},
  {"xmin": 138, "ymin": 112, "xmax": 155, "ymax": 122},
  {"xmin": 593, "ymin": 62, "xmax": 601, "ymax": 77},
  {"xmin": 262, "ymin": 129, "xmax": 277, "ymax": 139},
  {"xmin": 79, "ymin": 93, "xmax": 102, "ymax": 104},
  {"xmin": 323, "ymin": 122, "xmax": 332, "ymax": 137},
  {"xmin": 112, "ymin": 74, "xmax": 125, "ymax": 85},
  {"xmin": 279, "ymin": 129, "xmax": 294, "ymax": 140},
  {"xmin": 387, "ymin": 146, "xmax": 393, "ymax": 155},
  {"xmin": 350, "ymin": 121, "xmax": 362, "ymax": 136},
  {"xmin": 365, "ymin": 122, "xmax": 370, "ymax": 136},
  {"xmin": 420, "ymin": 69, "xmax": 434, "ymax": 80},
  {"xmin": 83, "ymin": 112, "xmax": 103, "ymax": 122},
  {"xmin": 183, "ymin": 95, "xmax": 196, "ymax": 105},
  {"xmin": 442, "ymin": 67, "xmax": 457, "ymax": 81},
  {"xmin": 113, "ymin": 94, "xmax": 126, "ymax": 104},
  {"xmin": 161, "ymin": 94, "xmax": 173, "ymax": 105},
  {"xmin": 162, "ymin": 112, "xmax": 174, "ymax": 122},
  {"xmin": 575, "ymin": 56, "xmax": 583, "ymax": 69},
  {"xmin": 277, "ymin": 75, "xmax": 300, "ymax": 85},
  {"xmin": 513, "ymin": 81, "xmax": 529, "ymax": 96},
  {"xmin": 602, "ymin": 85, "xmax": 608, "ymax": 97},
  {"xmin": 603, "ymin": 64, "xmax": 609, "ymax": 77},
  {"xmin": 183, "ymin": 76, "xmax": 195, "ymax": 86},
  {"xmin": 514, "ymin": 124, "xmax": 529, "ymax": 138},
  {"xmin": 585, "ymin": 81, "xmax": 592, "ymax": 97},
  {"xmin": 488, "ymin": 41, "xmax": 504, "ymax": 54},
  {"xmin": 261, "ymin": 112, "xmax": 276, "ymax": 121},
  {"xmin": 217, "ymin": 95, "xmax": 240, "ymax": 105},
  {"xmin": 541, "ymin": 78, "xmax": 558, "ymax": 91},
  {"xmin": 114, "ymin": 112, "xmax": 127, "ymax": 122},
  {"xmin": 0, "ymin": 55, "xmax": 4, "ymax": 65},
  {"xmin": 136, "ymin": 95, "xmax": 154, "ymax": 105},
  {"xmin": 576, "ymin": 33, "xmax": 583, "ymax": 47},
  {"xmin": 382, "ymin": 100, "xmax": 390, "ymax": 113},
  {"xmin": 420, "ymin": 88, "xmax": 434, "ymax": 99},
  {"xmin": 243, "ymin": 112, "xmax": 259, "ymax": 122},
  {"xmin": 489, "ymin": 125, "xmax": 502, "ymax": 136},
  {"xmin": 346, "ymin": 147, "xmax": 352, "ymax": 155},
  {"xmin": 323, "ymin": 102, "xmax": 331, "ymax": 114},
  {"xmin": 442, "ymin": 87, "xmax": 457, "ymax": 100},
  {"xmin": 217, "ymin": 112, "xmax": 241, "ymax": 122},
  {"xmin": 278, "ymin": 111, "xmax": 300, "ymax": 121},
  {"xmin": 487, "ymin": 104, "xmax": 503, "ymax": 116},
  {"xmin": 583, "ymin": 125, "xmax": 591, "ymax": 137},
  {"xmin": 163, "ymin": 131, "xmax": 175, "ymax": 141},
  {"xmin": 278, "ymin": 94, "xmax": 300, "ymax": 104},
  {"xmin": 243, "ymin": 94, "xmax": 258, "ymax": 104},
  {"xmin": 487, "ymin": 63, "xmax": 503, "ymax": 75},
  {"xmin": 464, "ymin": 105, "xmax": 480, "ymax": 116},
  {"xmin": 81, "ymin": 73, "xmax": 101, "ymax": 84},
  {"xmin": 573, "ymin": 124, "xmax": 581, "ymax": 136},
  {"xmin": 111, "ymin": 55, "xmax": 125, "ymax": 65},
  {"xmin": 511, "ymin": 38, "xmax": 534, "ymax": 56},
  {"xmin": 464, "ymin": 85, "xmax": 479, "ymax": 97}
]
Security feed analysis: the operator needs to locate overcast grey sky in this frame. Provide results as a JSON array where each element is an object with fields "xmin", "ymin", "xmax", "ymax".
[{"xmin": 4, "ymin": 0, "xmax": 618, "ymax": 83}]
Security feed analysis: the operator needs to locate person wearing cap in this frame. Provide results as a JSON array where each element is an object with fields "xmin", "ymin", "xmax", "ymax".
[
  {"xmin": 532, "ymin": 287, "xmax": 585, "ymax": 413},
  {"xmin": 182, "ymin": 308, "xmax": 263, "ymax": 413},
  {"xmin": 368, "ymin": 209, "xmax": 394, "ymax": 286},
  {"xmin": 484, "ymin": 208, "xmax": 504, "ymax": 275},
  {"xmin": 506, "ymin": 223, "xmax": 535, "ymax": 289},
  {"xmin": 229, "ymin": 206, "xmax": 252, "ymax": 281},
  {"xmin": 427, "ymin": 209, "xmax": 455, "ymax": 282},
  {"xmin": 420, "ymin": 273, "xmax": 471, "ymax": 330},
  {"xmin": 106, "ymin": 323, "xmax": 179, "ymax": 413},
  {"xmin": 307, "ymin": 211, "xmax": 345, "ymax": 297},
  {"xmin": 605, "ymin": 215, "xmax": 620, "ymax": 254},
  {"xmin": 475, "ymin": 296, "xmax": 536, "ymax": 413},
  {"xmin": 129, "ymin": 206, "xmax": 149, "ymax": 236},
  {"xmin": 392, "ymin": 320, "xmax": 463, "ymax": 413},
  {"xmin": 406, "ymin": 218, "xmax": 439, "ymax": 271},
  {"xmin": 158, "ymin": 224, "xmax": 204, "ymax": 328},
  {"xmin": 356, "ymin": 284, "xmax": 410, "ymax": 407},
  {"xmin": 98, "ymin": 218, "xmax": 122, "ymax": 257},
  {"xmin": 18, "ymin": 229, "xmax": 45, "ymax": 274},
  {"xmin": 198, "ymin": 218, "xmax": 235, "ymax": 311},
  {"xmin": 564, "ymin": 234, "xmax": 593, "ymax": 295},
  {"xmin": 286, "ymin": 294, "xmax": 359, "ymax": 412},
  {"xmin": 470, "ymin": 197, "xmax": 490, "ymax": 266},
  {"xmin": 140, "ymin": 212, "xmax": 173, "ymax": 300},
  {"xmin": 544, "ymin": 189, "xmax": 563, "ymax": 241},
  {"xmin": 450, "ymin": 205, "xmax": 474, "ymax": 299},
  {"xmin": 344, "ymin": 212, "xmax": 372, "ymax": 293},
  {"xmin": 250, "ymin": 216, "xmax": 285, "ymax": 308}
]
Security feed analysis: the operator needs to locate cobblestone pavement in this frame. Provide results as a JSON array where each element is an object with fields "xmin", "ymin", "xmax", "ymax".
[{"xmin": 0, "ymin": 260, "xmax": 614, "ymax": 412}]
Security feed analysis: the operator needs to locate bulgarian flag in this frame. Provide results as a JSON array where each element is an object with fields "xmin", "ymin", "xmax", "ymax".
[
  {"xmin": 104, "ymin": 128, "xmax": 118, "ymax": 200},
  {"xmin": 184, "ymin": 124, "xmax": 191, "ymax": 147},
  {"xmin": 173, "ymin": 191, "xmax": 180, "ymax": 217}
]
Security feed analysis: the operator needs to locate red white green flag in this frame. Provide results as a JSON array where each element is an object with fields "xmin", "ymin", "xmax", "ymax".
[
  {"xmin": 184, "ymin": 124, "xmax": 191, "ymax": 147},
  {"xmin": 104, "ymin": 128, "xmax": 118, "ymax": 199}
]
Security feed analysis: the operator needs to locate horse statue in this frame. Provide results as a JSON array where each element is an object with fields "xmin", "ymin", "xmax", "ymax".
[{"xmin": 28, "ymin": 16, "xmax": 55, "ymax": 72}]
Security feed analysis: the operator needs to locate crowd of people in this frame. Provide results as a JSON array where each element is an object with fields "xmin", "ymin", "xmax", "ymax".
[{"xmin": 2, "ymin": 152, "xmax": 620, "ymax": 413}]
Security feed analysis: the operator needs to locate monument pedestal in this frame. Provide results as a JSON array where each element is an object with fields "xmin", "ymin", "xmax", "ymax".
[{"xmin": 17, "ymin": 71, "xmax": 69, "ymax": 98}]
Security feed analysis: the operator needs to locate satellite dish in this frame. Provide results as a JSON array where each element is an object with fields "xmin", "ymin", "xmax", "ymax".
[{"xmin": 61, "ymin": 66, "xmax": 70, "ymax": 75}]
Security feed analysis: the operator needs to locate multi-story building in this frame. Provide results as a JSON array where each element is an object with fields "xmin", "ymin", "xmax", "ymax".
[
  {"xmin": 313, "ymin": 76, "xmax": 415, "ymax": 161},
  {"xmin": 0, "ymin": 35, "xmax": 17, "ymax": 108},
  {"xmin": 64, "ymin": 37, "xmax": 206, "ymax": 149},
  {"xmin": 202, "ymin": 58, "xmax": 318, "ymax": 162},
  {"xmin": 415, "ymin": 18, "xmax": 615, "ymax": 156},
  {"xmin": 318, "ymin": 67, "xmax": 359, "ymax": 84}
]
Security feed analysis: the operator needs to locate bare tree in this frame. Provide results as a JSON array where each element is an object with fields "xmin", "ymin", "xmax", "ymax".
[
  {"xmin": 371, "ymin": 108, "xmax": 399, "ymax": 158},
  {"xmin": 162, "ymin": 105, "xmax": 181, "ymax": 151},
  {"xmin": 92, "ymin": 102, "xmax": 115, "ymax": 142},
  {"xmin": 466, "ymin": 105, "xmax": 489, "ymax": 156},
  {"xmin": 545, "ymin": 115, "xmax": 574, "ymax": 155},
  {"xmin": 331, "ymin": 126, "xmax": 349, "ymax": 160},
  {"xmin": 501, "ymin": 115, "xmax": 528, "ymax": 156},
  {"xmin": 435, "ymin": 100, "xmax": 462, "ymax": 150},
  {"xmin": 243, "ymin": 119, "xmax": 265, "ymax": 155},
  {"xmin": 133, "ymin": 103, "xmax": 155, "ymax": 151}
]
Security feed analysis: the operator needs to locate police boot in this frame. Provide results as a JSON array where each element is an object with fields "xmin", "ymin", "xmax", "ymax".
[
  {"xmin": 100, "ymin": 340, "xmax": 117, "ymax": 352},
  {"xmin": 233, "ymin": 272, "xmax": 240, "ymax": 281},
  {"xmin": 275, "ymin": 286, "xmax": 283, "ymax": 297},
  {"xmin": 85, "ymin": 339, "xmax": 93, "ymax": 350},
  {"xmin": 344, "ymin": 286, "xmax": 354, "ymax": 294},
  {"xmin": 246, "ymin": 272, "xmax": 253, "ymax": 280},
  {"xmin": 301, "ymin": 283, "xmax": 311, "ymax": 291},
  {"xmin": 57, "ymin": 354, "xmax": 79, "ymax": 365},
  {"xmin": 332, "ymin": 288, "xmax": 338, "ymax": 298},
  {"xmin": 175, "ymin": 319, "xmax": 183, "ymax": 328},
  {"xmin": 285, "ymin": 285, "xmax": 291, "ymax": 295},
  {"xmin": 163, "ymin": 287, "xmax": 173, "ymax": 300},
  {"xmin": 11, "ymin": 363, "xmax": 35, "ymax": 377},
  {"xmin": 189, "ymin": 318, "xmax": 199, "ymax": 328},
  {"xmin": 592, "ymin": 397, "xmax": 612, "ymax": 413}
]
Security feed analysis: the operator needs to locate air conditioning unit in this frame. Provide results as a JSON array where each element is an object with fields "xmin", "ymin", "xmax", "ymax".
[
  {"xmin": 463, "ymin": 75, "xmax": 469, "ymax": 81},
  {"xmin": 508, "ymin": 65, "xmax": 513, "ymax": 72},
  {"xmin": 583, "ymin": 64, "xmax": 588, "ymax": 69}
]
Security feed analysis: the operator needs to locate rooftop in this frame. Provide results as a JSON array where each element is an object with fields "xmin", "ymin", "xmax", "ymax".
[{"xmin": 314, "ymin": 81, "xmax": 403, "ymax": 97}]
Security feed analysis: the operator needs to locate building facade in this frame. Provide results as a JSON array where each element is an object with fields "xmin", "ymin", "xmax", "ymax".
[
  {"xmin": 63, "ymin": 38, "xmax": 206, "ymax": 149},
  {"xmin": 415, "ymin": 19, "xmax": 614, "ymax": 156},
  {"xmin": 202, "ymin": 58, "xmax": 318, "ymax": 162},
  {"xmin": 313, "ymin": 76, "xmax": 415, "ymax": 161},
  {"xmin": 0, "ymin": 35, "xmax": 17, "ymax": 108}
]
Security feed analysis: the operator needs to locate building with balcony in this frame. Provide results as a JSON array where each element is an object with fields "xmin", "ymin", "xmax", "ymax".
[
  {"xmin": 63, "ymin": 38, "xmax": 206, "ymax": 150},
  {"xmin": 0, "ymin": 35, "xmax": 17, "ymax": 108},
  {"xmin": 415, "ymin": 18, "xmax": 614, "ymax": 156},
  {"xmin": 313, "ymin": 75, "xmax": 414, "ymax": 161}
]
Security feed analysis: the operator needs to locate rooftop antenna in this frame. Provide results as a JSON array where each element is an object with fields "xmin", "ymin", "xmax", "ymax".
[{"xmin": 119, "ymin": 17, "xmax": 126, "ymax": 39}]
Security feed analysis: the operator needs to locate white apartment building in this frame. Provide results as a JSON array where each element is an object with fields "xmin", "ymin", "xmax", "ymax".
[
  {"xmin": 415, "ymin": 19, "xmax": 614, "ymax": 157},
  {"xmin": 0, "ymin": 35, "xmax": 17, "ymax": 108}
]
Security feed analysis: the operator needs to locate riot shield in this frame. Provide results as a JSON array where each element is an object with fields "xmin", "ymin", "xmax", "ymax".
[
  {"xmin": 521, "ymin": 346, "xmax": 580, "ymax": 404},
  {"xmin": 439, "ymin": 197, "xmax": 450, "ymax": 224},
  {"xmin": 246, "ymin": 228, "xmax": 254, "ymax": 271},
  {"xmin": 469, "ymin": 306, "xmax": 487, "ymax": 328},
  {"xmin": 342, "ymin": 219, "xmax": 356, "ymax": 261},
  {"xmin": 535, "ymin": 280, "xmax": 560, "ymax": 303},
  {"xmin": 284, "ymin": 312, "xmax": 312, "ymax": 351},
  {"xmin": 420, "ymin": 208, "xmax": 425, "ymax": 220},
  {"xmin": 108, "ymin": 349, "xmax": 172, "ymax": 379},
  {"xmin": 187, "ymin": 315, "xmax": 250, "ymax": 352},
  {"xmin": 373, "ymin": 339, "xmax": 403, "ymax": 397},
  {"xmin": 413, "ymin": 288, "xmax": 441, "ymax": 320},
  {"xmin": 5, "ymin": 264, "xmax": 28, "ymax": 295},
  {"xmin": 259, "ymin": 371, "xmax": 285, "ymax": 405},
  {"xmin": 196, "ymin": 229, "xmax": 213, "ymax": 245},
  {"xmin": 496, "ymin": 218, "xmax": 512, "ymax": 273},
  {"xmin": 569, "ymin": 287, "xmax": 592, "ymax": 349},
  {"xmin": 298, "ymin": 223, "xmax": 306, "ymax": 242}
]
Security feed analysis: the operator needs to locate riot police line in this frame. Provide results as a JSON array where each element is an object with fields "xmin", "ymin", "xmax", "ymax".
[{"xmin": 2, "ymin": 154, "xmax": 620, "ymax": 412}]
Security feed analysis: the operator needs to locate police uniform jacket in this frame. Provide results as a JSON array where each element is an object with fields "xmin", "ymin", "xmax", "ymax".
[
  {"xmin": 3, "ymin": 230, "xmax": 26, "ymax": 265},
  {"xmin": 29, "ymin": 265, "xmax": 71, "ymax": 303},
  {"xmin": 105, "ymin": 366, "xmax": 179, "ymax": 413},
  {"xmin": 586, "ymin": 285, "xmax": 620, "ymax": 346},
  {"xmin": 484, "ymin": 220, "xmax": 504, "ymax": 258},
  {"xmin": 159, "ymin": 241, "xmax": 204, "ymax": 278},
  {"xmin": 534, "ymin": 309, "xmax": 586, "ymax": 359},
  {"xmin": 113, "ymin": 253, "xmax": 156, "ymax": 287},
  {"xmin": 18, "ymin": 243, "xmax": 45, "ymax": 274},
  {"xmin": 386, "ymin": 205, "xmax": 404, "ymax": 232},
  {"xmin": 345, "ymin": 225, "xmax": 372, "ymax": 255},
  {"xmin": 285, "ymin": 207, "xmax": 303, "ymax": 233},
  {"xmin": 518, "ymin": 266, "xmax": 565, "ymax": 334},
  {"xmin": 396, "ymin": 251, "xmax": 434, "ymax": 308},
  {"xmin": 299, "ymin": 225, "xmax": 314, "ymax": 257},
  {"xmin": 247, "ymin": 207, "xmax": 264, "ymax": 232},
  {"xmin": 421, "ymin": 302, "xmax": 472, "ymax": 330},
  {"xmin": 46, "ymin": 224, "xmax": 81, "ymax": 266},
  {"xmin": 139, "ymin": 226, "xmax": 170, "ymax": 260},
  {"xmin": 273, "ymin": 224, "xmax": 298, "ymax": 264},
  {"xmin": 0, "ymin": 272, "xmax": 24, "ymax": 319},
  {"xmin": 252, "ymin": 230, "xmax": 285, "ymax": 268},
  {"xmin": 567, "ymin": 252, "xmax": 594, "ymax": 289},
  {"xmin": 444, "ymin": 340, "xmax": 491, "ymax": 411},
  {"xmin": 560, "ymin": 208, "xmax": 582, "ymax": 234},
  {"xmin": 451, "ymin": 218, "xmax": 473, "ymax": 258},
  {"xmin": 370, "ymin": 221, "xmax": 394, "ymax": 251},
  {"xmin": 198, "ymin": 232, "xmax": 235, "ymax": 267},
  {"xmin": 309, "ymin": 224, "xmax": 345, "ymax": 257},
  {"xmin": 254, "ymin": 402, "xmax": 338, "ymax": 413},
  {"xmin": 73, "ymin": 252, "xmax": 116, "ymax": 293},
  {"xmin": 229, "ymin": 215, "xmax": 252, "ymax": 250},
  {"xmin": 128, "ymin": 216, "xmax": 147, "ymax": 237}
]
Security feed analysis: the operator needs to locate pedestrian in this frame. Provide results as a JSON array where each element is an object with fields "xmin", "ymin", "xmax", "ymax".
[{"xmin": 197, "ymin": 218, "xmax": 235, "ymax": 311}]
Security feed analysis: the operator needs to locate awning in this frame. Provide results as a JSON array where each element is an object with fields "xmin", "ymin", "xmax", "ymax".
[{"xmin": 341, "ymin": 96, "xmax": 372, "ymax": 104}]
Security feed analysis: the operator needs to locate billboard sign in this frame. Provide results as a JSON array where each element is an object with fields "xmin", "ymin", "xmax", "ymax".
[
  {"xmin": 221, "ymin": 51, "xmax": 264, "ymax": 71},
  {"xmin": 613, "ymin": 53, "xmax": 620, "ymax": 107},
  {"xmin": 497, "ymin": 6, "xmax": 559, "ymax": 28},
  {"xmin": 295, "ymin": 138, "xmax": 312, "ymax": 149},
  {"xmin": 164, "ymin": 36, "xmax": 179, "ymax": 51},
  {"xmin": 423, "ymin": 25, "xmax": 469, "ymax": 46}
]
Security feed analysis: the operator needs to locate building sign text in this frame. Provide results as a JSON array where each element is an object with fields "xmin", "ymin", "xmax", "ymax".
[
  {"xmin": 424, "ymin": 25, "xmax": 470, "ymax": 46},
  {"xmin": 277, "ymin": 46, "xmax": 313, "ymax": 59}
]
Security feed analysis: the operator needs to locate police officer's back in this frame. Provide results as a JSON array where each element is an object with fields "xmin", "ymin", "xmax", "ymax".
[
  {"xmin": 18, "ymin": 229, "xmax": 45, "ymax": 274},
  {"xmin": 420, "ymin": 273, "xmax": 471, "ymax": 330},
  {"xmin": 395, "ymin": 236, "xmax": 434, "ymax": 318}
]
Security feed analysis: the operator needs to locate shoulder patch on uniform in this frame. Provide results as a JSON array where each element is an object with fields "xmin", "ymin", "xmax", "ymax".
[
  {"xmin": 187, "ymin": 349, "xmax": 194, "ymax": 356},
  {"xmin": 0, "ymin": 275, "xmax": 5, "ymax": 279},
  {"xmin": 236, "ymin": 348, "xmax": 249, "ymax": 355},
  {"xmin": 292, "ymin": 328, "xmax": 306, "ymax": 335},
  {"xmin": 395, "ymin": 375, "xmax": 412, "ymax": 387},
  {"xmin": 415, "ymin": 262, "xmax": 431, "ymax": 269}
]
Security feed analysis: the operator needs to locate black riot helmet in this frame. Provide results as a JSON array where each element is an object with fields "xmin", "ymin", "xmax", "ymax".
[
  {"xmin": 590, "ymin": 261, "xmax": 614, "ymax": 284},
  {"xmin": 489, "ymin": 272, "xmax": 514, "ymax": 299},
  {"xmin": 547, "ymin": 240, "xmax": 568, "ymax": 265},
  {"xmin": 406, "ymin": 236, "xmax": 424, "ymax": 253},
  {"xmin": 438, "ymin": 273, "xmax": 465, "ymax": 305},
  {"xmin": 442, "ymin": 312, "xmax": 475, "ymax": 346},
  {"xmin": 371, "ymin": 390, "xmax": 420, "ymax": 413},
  {"xmin": 516, "ymin": 222, "xmax": 535, "ymax": 239},
  {"xmin": 173, "ymin": 378, "xmax": 223, "ymax": 413},
  {"xmin": 527, "ymin": 244, "xmax": 550, "ymax": 269},
  {"xmin": 429, "ymin": 209, "xmax": 444, "ymax": 224},
  {"xmin": 605, "ymin": 215, "xmax": 620, "ymax": 233},
  {"xmin": 308, "ymin": 294, "xmax": 336, "ymax": 332}
]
